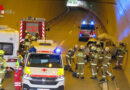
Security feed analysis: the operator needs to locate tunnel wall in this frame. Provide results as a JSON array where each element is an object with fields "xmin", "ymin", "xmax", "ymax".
[
  {"xmin": 0, "ymin": 0, "xmax": 66, "ymax": 30},
  {"xmin": 88, "ymin": 0, "xmax": 130, "ymax": 85},
  {"xmin": 115, "ymin": 0, "xmax": 130, "ymax": 86}
]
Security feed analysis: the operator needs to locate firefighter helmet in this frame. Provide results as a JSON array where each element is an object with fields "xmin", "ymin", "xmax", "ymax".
[
  {"xmin": 105, "ymin": 47, "xmax": 110, "ymax": 52},
  {"xmin": 0, "ymin": 50, "xmax": 4, "ymax": 56},
  {"xmin": 80, "ymin": 45, "xmax": 85, "ymax": 49},
  {"xmin": 74, "ymin": 44, "xmax": 78, "ymax": 49},
  {"xmin": 91, "ymin": 46, "xmax": 96, "ymax": 51}
]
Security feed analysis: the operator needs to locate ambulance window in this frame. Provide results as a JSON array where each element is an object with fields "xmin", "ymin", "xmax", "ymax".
[
  {"xmin": 27, "ymin": 54, "xmax": 62, "ymax": 68},
  {"xmin": 0, "ymin": 43, "xmax": 13, "ymax": 55},
  {"xmin": 81, "ymin": 24, "xmax": 95, "ymax": 30}
]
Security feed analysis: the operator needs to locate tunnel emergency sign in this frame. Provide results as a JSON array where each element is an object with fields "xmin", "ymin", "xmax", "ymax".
[{"xmin": 67, "ymin": 0, "xmax": 78, "ymax": 7}]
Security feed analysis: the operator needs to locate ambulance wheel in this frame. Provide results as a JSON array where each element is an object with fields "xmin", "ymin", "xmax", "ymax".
[
  {"xmin": 79, "ymin": 38, "xmax": 81, "ymax": 41},
  {"xmin": 23, "ymin": 84, "xmax": 30, "ymax": 90},
  {"xmin": 58, "ymin": 86, "xmax": 64, "ymax": 90}
]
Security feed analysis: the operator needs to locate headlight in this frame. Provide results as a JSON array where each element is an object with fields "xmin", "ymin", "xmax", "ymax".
[
  {"xmin": 23, "ymin": 74, "xmax": 32, "ymax": 80},
  {"xmin": 56, "ymin": 76, "xmax": 64, "ymax": 81}
]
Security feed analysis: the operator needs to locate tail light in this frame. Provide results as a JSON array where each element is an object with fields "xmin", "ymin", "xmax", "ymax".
[{"xmin": 7, "ymin": 59, "xmax": 17, "ymax": 62}]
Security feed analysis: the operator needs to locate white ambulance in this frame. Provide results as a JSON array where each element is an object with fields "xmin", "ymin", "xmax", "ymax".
[
  {"xmin": 0, "ymin": 25, "xmax": 19, "ymax": 70},
  {"xmin": 23, "ymin": 40, "xmax": 64, "ymax": 90}
]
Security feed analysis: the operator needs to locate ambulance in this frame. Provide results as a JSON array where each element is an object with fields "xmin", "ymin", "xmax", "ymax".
[
  {"xmin": 79, "ymin": 20, "xmax": 97, "ymax": 41},
  {"xmin": 0, "ymin": 25, "xmax": 19, "ymax": 70},
  {"xmin": 23, "ymin": 40, "xmax": 64, "ymax": 90}
]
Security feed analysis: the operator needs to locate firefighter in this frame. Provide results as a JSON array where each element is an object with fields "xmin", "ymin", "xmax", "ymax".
[
  {"xmin": 65, "ymin": 45, "xmax": 78, "ymax": 72},
  {"xmin": 0, "ymin": 50, "xmax": 7, "ymax": 90},
  {"xmin": 14, "ymin": 50, "xmax": 23, "ymax": 90},
  {"xmin": 76, "ymin": 45, "xmax": 86, "ymax": 79},
  {"xmin": 96, "ymin": 41, "xmax": 104, "ymax": 66},
  {"xmin": 90, "ymin": 46, "xmax": 99, "ymax": 79},
  {"xmin": 100, "ymin": 47, "xmax": 115, "ymax": 82},
  {"xmin": 114, "ymin": 42, "xmax": 127, "ymax": 69}
]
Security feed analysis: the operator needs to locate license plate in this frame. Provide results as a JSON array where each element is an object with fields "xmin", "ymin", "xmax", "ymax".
[{"xmin": 38, "ymin": 89, "xmax": 50, "ymax": 90}]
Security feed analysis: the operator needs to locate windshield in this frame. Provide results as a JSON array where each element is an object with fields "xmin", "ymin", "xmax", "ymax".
[
  {"xmin": 0, "ymin": 43, "xmax": 13, "ymax": 55},
  {"xmin": 81, "ymin": 24, "xmax": 95, "ymax": 30},
  {"xmin": 27, "ymin": 53, "xmax": 62, "ymax": 68}
]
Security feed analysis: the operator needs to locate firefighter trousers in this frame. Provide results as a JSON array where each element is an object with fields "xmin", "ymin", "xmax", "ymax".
[
  {"xmin": 77, "ymin": 64, "xmax": 85, "ymax": 77},
  {"xmin": 116, "ymin": 57, "xmax": 124, "ymax": 67},
  {"xmin": 91, "ymin": 65, "xmax": 97, "ymax": 77},
  {"xmin": 102, "ymin": 65, "xmax": 112, "ymax": 78},
  {"xmin": 0, "ymin": 72, "xmax": 5, "ymax": 89}
]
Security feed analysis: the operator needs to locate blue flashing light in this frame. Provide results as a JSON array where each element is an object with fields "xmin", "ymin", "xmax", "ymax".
[
  {"xmin": 54, "ymin": 47, "xmax": 61, "ymax": 54},
  {"xmin": 93, "ymin": 34, "xmax": 96, "ymax": 38},
  {"xmin": 82, "ymin": 20, "xmax": 86, "ymax": 25},
  {"xmin": 79, "ymin": 34, "xmax": 82, "ymax": 37},
  {"xmin": 90, "ymin": 21, "xmax": 95, "ymax": 25},
  {"xmin": 29, "ymin": 47, "xmax": 36, "ymax": 53}
]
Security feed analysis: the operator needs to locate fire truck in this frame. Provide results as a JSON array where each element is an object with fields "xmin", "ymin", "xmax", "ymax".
[
  {"xmin": 0, "ymin": 25, "xmax": 19, "ymax": 70},
  {"xmin": 79, "ymin": 20, "xmax": 97, "ymax": 41},
  {"xmin": 19, "ymin": 17, "xmax": 46, "ymax": 43},
  {"xmin": 23, "ymin": 40, "xmax": 64, "ymax": 90}
]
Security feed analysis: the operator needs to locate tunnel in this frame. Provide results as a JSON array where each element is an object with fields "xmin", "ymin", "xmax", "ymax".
[{"xmin": 0, "ymin": 0, "xmax": 130, "ymax": 90}]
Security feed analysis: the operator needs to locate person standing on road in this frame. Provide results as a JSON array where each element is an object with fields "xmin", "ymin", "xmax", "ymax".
[
  {"xmin": 90, "ymin": 46, "xmax": 99, "ymax": 79},
  {"xmin": 113, "ymin": 42, "xmax": 127, "ymax": 69},
  {"xmin": 0, "ymin": 50, "xmax": 7, "ymax": 90},
  {"xmin": 14, "ymin": 50, "xmax": 23, "ymax": 90},
  {"xmin": 65, "ymin": 45, "xmax": 78, "ymax": 72},
  {"xmin": 100, "ymin": 47, "xmax": 115, "ymax": 82},
  {"xmin": 76, "ymin": 45, "xmax": 86, "ymax": 79}
]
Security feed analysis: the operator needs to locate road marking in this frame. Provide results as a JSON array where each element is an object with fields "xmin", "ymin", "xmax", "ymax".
[
  {"xmin": 60, "ymin": 40, "xmax": 65, "ymax": 46},
  {"xmin": 102, "ymin": 82, "xmax": 108, "ymax": 90},
  {"xmin": 69, "ymin": 30, "xmax": 73, "ymax": 34}
]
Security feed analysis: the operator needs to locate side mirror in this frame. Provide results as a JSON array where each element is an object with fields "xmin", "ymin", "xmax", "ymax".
[
  {"xmin": 46, "ymin": 28, "xmax": 50, "ymax": 31},
  {"xmin": 78, "ymin": 26, "xmax": 81, "ymax": 29},
  {"xmin": 96, "ymin": 27, "xmax": 98, "ymax": 29}
]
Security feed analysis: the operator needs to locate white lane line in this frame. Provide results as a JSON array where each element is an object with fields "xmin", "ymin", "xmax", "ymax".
[
  {"xmin": 69, "ymin": 30, "xmax": 73, "ymax": 34},
  {"xmin": 60, "ymin": 40, "xmax": 65, "ymax": 46}
]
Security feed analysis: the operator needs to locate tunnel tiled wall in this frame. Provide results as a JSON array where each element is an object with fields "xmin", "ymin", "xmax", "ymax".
[
  {"xmin": 0, "ymin": 0, "xmax": 66, "ymax": 29},
  {"xmin": 115, "ymin": 0, "xmax": 130, "ymax": 86},
  {"xmin": 88, "ymin": 0, "xmax": 130, "ymax": 86}
]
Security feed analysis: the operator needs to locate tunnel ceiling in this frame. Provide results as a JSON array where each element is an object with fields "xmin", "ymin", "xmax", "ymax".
[{"xmin": 85, "ymin": 0, "xmax": 116, "ymax": 4}]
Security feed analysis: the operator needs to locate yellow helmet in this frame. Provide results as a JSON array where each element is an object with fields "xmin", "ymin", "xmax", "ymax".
[{"xmin": 0, "ymin": 50, "xmax": 4, "ymax": 56}]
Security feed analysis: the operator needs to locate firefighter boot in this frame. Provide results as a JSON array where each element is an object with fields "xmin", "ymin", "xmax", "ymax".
[
  {"xmin": 111, "ymin": 76, "xmax": 115, "ymax": 80},
  {"xmin": 81, "ymin": 77, "xmax": 84, "ymax": 79},
  {"xmin": 100, "ymin": 78, "xmax": 106, "ymax": 82},
  {"xmin": 90, "ymin": 76, "xmax": 97, "ymax": 79}
]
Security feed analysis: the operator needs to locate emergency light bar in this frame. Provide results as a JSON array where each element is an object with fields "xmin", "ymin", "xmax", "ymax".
[
  {"xmin": 54, "ymin": 47, "xmax": 61, "ymax": 54},
  {"xmin": 37, "ymin": 40, "xmax": 53, "ymax": 43},
  {"xmin": 90, "ymin": 21, "xmax": 95, "ymax": 25},
  {"xmin": 82, "ymin": 20, "xmax": 86, "ymax": 25}
]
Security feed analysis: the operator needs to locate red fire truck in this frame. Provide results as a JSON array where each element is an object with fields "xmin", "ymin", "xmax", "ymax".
[{"xmin": 19, "ymin": 17, "xmax": 46, "ymax": 43}]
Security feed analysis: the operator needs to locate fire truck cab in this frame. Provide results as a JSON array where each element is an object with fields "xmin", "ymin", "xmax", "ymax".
[
  {"xmin": 79, "ymin": 20, "xmax": 97, "ymax": 41},
  {"xmin": 19, "ymin": 17, "xmax": 46, "ymax": 43},
  {"xmin": 23, "ymin": 40, "xmax": 64, "ymax": 90},
  {"xmin": 0, "ymin": 25, "xmax": 19, "ymax": 70}
]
